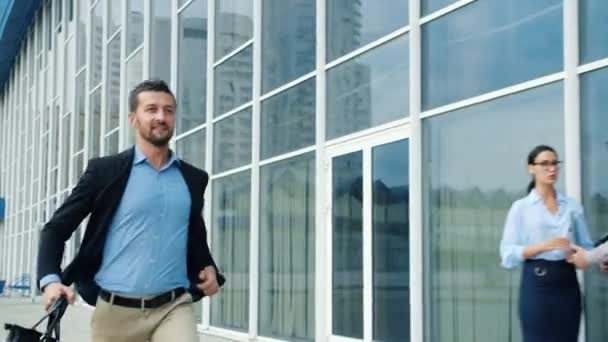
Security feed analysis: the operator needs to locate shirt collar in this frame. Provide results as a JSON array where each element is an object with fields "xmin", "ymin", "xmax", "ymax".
[
  {"xmin": 527, "ymin": 189, "xmax": 567, "ymax": 205},
  {"xmin": 133, "ymin": 145, "xmax": 181, "ymax": 169},
  {"xmin": 133, "ymin": 145, "xmax": 147, "ymax": 165}
]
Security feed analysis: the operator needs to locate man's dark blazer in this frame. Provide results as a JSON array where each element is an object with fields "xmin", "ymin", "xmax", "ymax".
[{"xmin": 37, "ymin": 147, "xmax": 225, "ymax": 306}]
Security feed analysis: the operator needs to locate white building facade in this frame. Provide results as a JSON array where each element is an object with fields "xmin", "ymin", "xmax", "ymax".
[{"xmin": 1, "ymin": 1, "xmax": 608, "ymax": 341}]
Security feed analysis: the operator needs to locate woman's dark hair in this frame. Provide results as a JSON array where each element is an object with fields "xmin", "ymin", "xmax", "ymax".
[{"xmin": 526, "ymin": 145, "xmax": 557, "ymax": 193}]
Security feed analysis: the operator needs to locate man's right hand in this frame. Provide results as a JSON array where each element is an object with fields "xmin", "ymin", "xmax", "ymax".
[{"xmin": 43, "ymin": 283, "xmax": 75, "ymax": 311}]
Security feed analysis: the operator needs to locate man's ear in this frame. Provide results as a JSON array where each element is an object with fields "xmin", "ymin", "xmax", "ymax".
[{"xmin": 128, "ymin": 112, "xmax": 136, "ymax": 128}]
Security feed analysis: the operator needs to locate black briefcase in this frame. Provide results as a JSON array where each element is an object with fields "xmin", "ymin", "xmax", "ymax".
[{"xmin": 4, "ymin": 296, "xmax": 68, "ymax": 342}]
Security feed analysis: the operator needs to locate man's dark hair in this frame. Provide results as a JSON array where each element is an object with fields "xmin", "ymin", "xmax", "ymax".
[{"xmin": 128, "ymin": 79, "xmax": 177, "ymax": 113}]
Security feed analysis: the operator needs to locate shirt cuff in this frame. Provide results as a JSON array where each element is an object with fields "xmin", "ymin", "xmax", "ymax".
[
  {"xmin": 501, "ymin": 245, "xmax": 525, "ymax": 268},
  {"xmin": 39, "ymin": 274, "xmax": 62, "ymax": 290}
]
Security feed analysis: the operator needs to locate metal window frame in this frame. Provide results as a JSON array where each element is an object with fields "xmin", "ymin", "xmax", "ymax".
[{"xmin": 1, "ymin": 0, "xmax": 608, "ymax": 341}]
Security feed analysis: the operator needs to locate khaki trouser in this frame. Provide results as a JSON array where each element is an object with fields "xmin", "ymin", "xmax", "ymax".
[{"xmin": 91, "ymin": 292, "xmax": 198, "ymax": 342}]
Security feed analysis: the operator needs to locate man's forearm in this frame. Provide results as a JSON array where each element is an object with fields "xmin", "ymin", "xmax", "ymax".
[{"xmin": 587, "ymin": 242, "xmax": 608, "ymax": 264}]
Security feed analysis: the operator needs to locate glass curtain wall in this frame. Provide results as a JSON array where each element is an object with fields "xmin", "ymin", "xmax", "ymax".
[{"xmin": 1, "ymin": 1, "xmax": 608, "ymax": 342}]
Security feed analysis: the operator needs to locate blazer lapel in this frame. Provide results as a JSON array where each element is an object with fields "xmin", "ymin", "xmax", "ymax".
[{"xmin": 177, "ymin": 162, "xmax": 203, "ymax": 217}]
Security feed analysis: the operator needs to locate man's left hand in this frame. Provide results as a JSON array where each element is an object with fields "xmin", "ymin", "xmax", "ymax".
[{"xmin": 197, "ymin": 266, "xmax": 220, "ymax": 296}]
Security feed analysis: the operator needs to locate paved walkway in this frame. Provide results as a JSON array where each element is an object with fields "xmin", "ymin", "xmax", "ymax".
[
  {"xmin": 0, "ymin": 296, "xmax": 92, "ymax": 341},
  {"xmin": 0, "ymin": 296, "xmax": 230, "ymax": 342}
]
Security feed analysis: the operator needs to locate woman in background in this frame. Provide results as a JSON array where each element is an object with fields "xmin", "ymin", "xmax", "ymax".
[{"xmin": 500, "ymin": 145, "xmax": 593, "ymax": 342}]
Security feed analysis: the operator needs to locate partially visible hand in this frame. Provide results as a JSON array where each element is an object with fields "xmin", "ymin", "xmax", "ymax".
[
  {"xmin": 600, "ymin": 261, "xmax": 608, "ymax": 273},
  {"xmin": 197, "ymin": 266, "xmax": 220, "ymax": 296},
  {"xmin": 42, "ymin": 283, "xmax": 75, "ymax": 311},
  {"xmin": 567, "ymin": 245, "xmax": 590, "ymax": 270}
]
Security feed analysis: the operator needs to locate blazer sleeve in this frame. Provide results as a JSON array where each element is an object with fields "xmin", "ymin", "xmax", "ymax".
[
  {"xmin": 188, "ymin": 171, "xmax": 225, "ymax": 299},
  {"xmin": 37, "ymin": 159, "xmax": 101, "ymax": 287}
]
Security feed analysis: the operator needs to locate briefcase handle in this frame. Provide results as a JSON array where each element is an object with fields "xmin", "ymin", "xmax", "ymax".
[{"xmin": 32, "ymin": 296, "xmax": 68, "ymax": 340}]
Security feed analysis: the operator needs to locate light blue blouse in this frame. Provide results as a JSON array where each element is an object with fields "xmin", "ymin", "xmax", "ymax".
[{"xmin": 500, "ymin": 189, "xmax": 594, "ymax": 269}]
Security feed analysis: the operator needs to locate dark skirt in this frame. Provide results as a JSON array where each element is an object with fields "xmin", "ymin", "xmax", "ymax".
[{"xmin": 519, "ymin": 259, "xmax": 581, "ymax": 342}]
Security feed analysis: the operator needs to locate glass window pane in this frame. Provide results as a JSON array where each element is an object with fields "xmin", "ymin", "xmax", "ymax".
[
  {"xmin": 126, "ymin": 50, "xmax": 143, "ymax": 145},
  {"xmin": 106, "ymin": 35, "xmax": 121, "ymax": 132},
  {"xmin": 89, "ymin": 88, "xmax": 102, "ymax": 158},
  {"xmin": 327, "ymin": 35, "xmax": 409, "ymax": 140},
  {"xmin": 47, "ymin": 3, "xmax": 52, "ymax": 51},
  {"xmin": 127, "ymin": 0, "xmax": 144, "ymax": 55},
  {"xmin": 151, "ymin": 0, "xmax": 172, "ymax": 83},
  {"xmin": 51, "ymin": 105, "xmax": 60, "ymax": 168},
  {"xmin": 61, "ymin": 114, "xmax": 71, "ymax": 189},
  {"xmin": 91, "ymin": 0, "xmax": 104, "ymax": 88},
  {"xmin": 211, "ymin": 171, "xmax": 251, "ymax": 331},
  {"xmin": 72, "ymin": 153, "xmax": 83, "ymax": 186},
  {"xmin": 215, "ymin": 0, "xmax": 253, "ymax": 60},
  {"xmin": 423, "ymin": 82, "xmax": 564, "ymax": 341},
  {"xmin": 213, "ymin": 108, "xmax": 252, "ymax": 173},
  {"xmin": 422, "ymin": 0, "xmax": 459, "ymax": 16},
  {"xmin": 579, "ymin": 0, "xmax": 608, "ymax": 64},
  {"xmin": 260, "ymin": 153, "xmax": 315, "ymax": 340},
  {"xmin": 108, "ymin": 0, "xmax": 122, "ymax": 38},
  {"xmin": 581, "ymin": 67, "xmax": 608, "ymax": 341},
  {"xmin": 65, "ymin": 38, "xmax": 75, "ymax": 113},
  {"xmin": 56, "ymin": 0, "xmax": 62, "ymax": 27},
  {"xmin": 261, "ymin": 79, "xmax": 315, "ymax": 160},
  {"xmin": 75, "ymin": 73, "xmax": 86, "ymax": 151},
  {"xmin": 177, "ymin": 0, "xmax": 208, "ymax": 134},
  {"xmin": 422, "ymin": 0, "xmax": 563, "ymax": 110},
  {"xmin": 41, "ymin": 135, "xmax": 48, "ymax": 197},
  {"xmin": 372, "ymin": 140, "xmax": 410, "ymax": 342},
  {"xmin": 193, "ymin": 302, "xmax": 203, "ymax": 324},
  {"xmin": 29, "ymin": 32, "xmax": 35, "ymax": 87},
  {"xmin": 49, "ymin": 169, "xmax": 58, "ymax": 196},
  {"xmin": 32, "ymin": 118, "xmax": 40, "ymax": 181},
  {"xmin": 105, "ymin": 131, "xmax": 119, "ymax": 156},
  {"xmin": 332, "ymin": 151, "xmax": 363, "ymax": 339},
  {"xmin": 214, "ymin": 46, "xmax": 253, "ymax": 116},
  {"xmin": 176, "ymin": 129, "xmax": 205, "ymax": 170},
  {"xmin": 77, "ymin": 1, "xmax": 87, "ymax": 68},
  {"xmin": 327, "ymin": 0, "xmax": 408, "ymax": 61},
  {"xmin": 54, "ymin": 32, "xmax": 64, "ymax": 93},
  {"xmin": 262, "ymin": 0, "xmax": 316, "ymax": 93},
  {"xmin": 68, "ymin": 0, "xmax": 74, "ymax": 22}
]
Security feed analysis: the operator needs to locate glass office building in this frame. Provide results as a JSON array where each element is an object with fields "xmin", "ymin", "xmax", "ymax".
[{"xmin": 1, "ymin": 0, "xmax": 607, "ymax": 341}]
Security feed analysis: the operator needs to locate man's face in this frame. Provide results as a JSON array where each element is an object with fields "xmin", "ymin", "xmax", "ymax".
[{"xmin": 129, "ymin": 91, "xmax": 176, "ymax": 147}]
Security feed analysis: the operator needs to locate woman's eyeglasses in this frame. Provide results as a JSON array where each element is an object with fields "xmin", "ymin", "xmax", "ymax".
[{"xmin": 533, "ymin": 160, "xmax": 562, "ymax": 170}]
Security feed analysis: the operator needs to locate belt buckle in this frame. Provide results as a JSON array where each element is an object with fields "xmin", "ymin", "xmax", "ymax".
[{"xmin": 534, "ymin": 266, "xmax": 547, "ymax": 277}]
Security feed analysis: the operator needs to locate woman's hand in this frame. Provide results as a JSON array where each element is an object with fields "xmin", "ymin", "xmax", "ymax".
[
  {"xmin": 540, "ymin": 237, "xmax": 571, "ymax": 252},
  {"xmin": 524, "ymin": 237, "xmax": 571, "ymax": 259}
]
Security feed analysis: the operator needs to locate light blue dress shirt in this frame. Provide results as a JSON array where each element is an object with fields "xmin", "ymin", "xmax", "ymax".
[
  {"xmin": 40, "ymin": 146, "xmax": 192, "ymax": 295},
  {"xmin": 500, "ymin": 189, "xmax": 594, "ymax": 269}
]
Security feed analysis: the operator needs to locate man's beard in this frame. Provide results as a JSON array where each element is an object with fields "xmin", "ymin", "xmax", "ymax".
[{"xmin": 143, "ymin": 126, "xmax": 173, "ymax": 147}]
